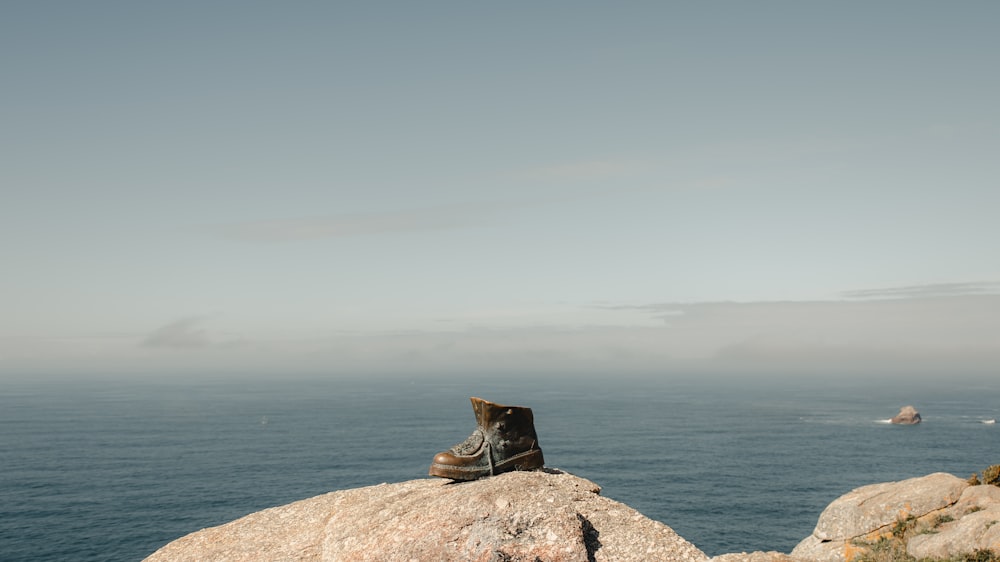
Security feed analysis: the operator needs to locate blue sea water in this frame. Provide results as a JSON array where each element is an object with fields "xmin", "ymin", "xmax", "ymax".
[{"xmin": 2, "ymin": 373, "xmax": 999, "ymax": 560}]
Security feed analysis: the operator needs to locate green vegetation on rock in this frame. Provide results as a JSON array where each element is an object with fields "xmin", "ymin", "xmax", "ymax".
[
  {"xmin": 968, "ymin": 464, "xmax": 1000, "ymax": 487},
  {"xmin": 983, "ymin": 465, "xmax": 1000, "ymax": 487},
  {"xmin": 852, "ymin": 512, "xmax": 999, "ymax": 562}
]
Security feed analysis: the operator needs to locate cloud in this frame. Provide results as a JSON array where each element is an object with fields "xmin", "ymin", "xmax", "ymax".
[
  {"xmin": 216, "ymin": 156, "xmax": 729, "ymax": 245},
  {"xmin": 524, "ymin": 158, "xmax": 648, "ymax": 181},
  {"xmin": 841, "ymin": 281, "xmax": 1000, "ymax": 299},
  {"xmin": 218, "ymin": 292, "xmax": 998, "ymax": 377},
  {"xmin": 142, "ymin": 317, "xmax": 212, "ymax": 349},
  {"xmin": 217, "ymin": 202, "xmax": 518, "ymax": 243},
  {"xmin": 587, "ymin": 294, "xmax": 1000, "ymax": 373},
  {"xmin": 7, "ymin": 286, "xmax": 998, "ymax": 379},
  {"xmin": 121, "ymin": 289, "xmax": 1000, "ymax": 377},
  {"xmin": 590, "ymin": 302, "xmax": 686, "ymax": 322}
]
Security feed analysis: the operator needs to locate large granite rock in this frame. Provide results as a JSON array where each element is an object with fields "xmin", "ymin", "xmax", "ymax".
[
  {"xmin": 144, "ymin": 469, "xmax": 707, "ymax": 562},
  {"xmin": 790, "ymin": 473, "xmax": 969, "ymax": 562},
  {"xmin": 890, "ymin": 405, "xmax": 922, "ymax": 425},
  {"xmin": 906, "ymin": 485, "xmax": 1000, "ymax": 559}
]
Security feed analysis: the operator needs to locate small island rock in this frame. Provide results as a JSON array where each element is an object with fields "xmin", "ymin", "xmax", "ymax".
[{"xmin": 890, "ymin": 405, "xmax": 922, "ymax": 425}]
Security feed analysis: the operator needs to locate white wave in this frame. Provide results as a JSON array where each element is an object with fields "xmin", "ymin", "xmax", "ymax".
[
  {"xmin": 876, "ymin": 418, "xmax": 894, "ymax": 424},
  {"xmin": 982, "ymin": 419, "xmax": 996, "ymax": 425}
]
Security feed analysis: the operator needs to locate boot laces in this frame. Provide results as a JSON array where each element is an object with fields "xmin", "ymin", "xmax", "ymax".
[
  {"xmin": 449, "ymin": 429, "xmax": 496, "ymax": 475},
  {"xmin": 450, "ymin": 428, "xmax": 485, "ymax": 455}
]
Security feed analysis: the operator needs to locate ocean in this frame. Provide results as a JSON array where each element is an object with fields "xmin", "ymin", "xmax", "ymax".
[{"xmin": 2, "ymin": 373, "xmax": 998, "ymax": 560}]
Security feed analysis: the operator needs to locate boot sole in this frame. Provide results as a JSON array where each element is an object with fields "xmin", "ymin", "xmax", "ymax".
[{"xmin": 429, "ymin": 448, "xmax": 544, "ymax": 481}]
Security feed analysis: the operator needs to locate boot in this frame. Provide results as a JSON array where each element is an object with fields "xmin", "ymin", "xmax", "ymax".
[{"xmin": 429, "ymin": 397, "xmax": 544, "ymax": 481}]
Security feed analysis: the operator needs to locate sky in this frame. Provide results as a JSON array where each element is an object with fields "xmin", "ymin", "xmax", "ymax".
[{"xmin": 2, "ymin": 2, "xmax": 998, "ymax": 379}]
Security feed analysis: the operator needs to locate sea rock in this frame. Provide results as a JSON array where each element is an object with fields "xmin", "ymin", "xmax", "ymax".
[
  {"xmin": 890, "ymin": 405, "xmax": 922, "ymax": 425},
  {"xmin": 790, "ymin": 472, "xmax": 968, "ymax": 562},
  {"xmin": 143, "ymin": 469, "xmax": 707, "ymax": 562}
]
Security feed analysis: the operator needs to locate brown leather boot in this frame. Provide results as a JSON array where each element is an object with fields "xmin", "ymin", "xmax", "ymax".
[{"xmin": 429, "ymin": 397, "xmax": 544, "ymax": 481}]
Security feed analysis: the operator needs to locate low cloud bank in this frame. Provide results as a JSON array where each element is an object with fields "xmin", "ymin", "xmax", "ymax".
[
  {"xmin": 2, "ymin": 293, "xmax": 997, "ymax": 379},
  {"xmin": 142, "ymin": 317, "xmax": 212, "ymax": 349}
]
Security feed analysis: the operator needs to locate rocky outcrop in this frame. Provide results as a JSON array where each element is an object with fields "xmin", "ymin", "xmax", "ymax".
[
  {"xmin": 789, "ymin": 472, "xmax": 1000, "ymax": 562},
  {"xmin": 906, "ymin": 484, "xmax": 1000, "ymax": 559},
  {"xmin": 890, "ymin": 405, "xmax": 922, "ymax": 424},
  {"xmin": 808, "ymin": 472, "xmax": 967, "ymax": 542},
  {"xmin": 145, "ymin": 468, "xmax": 1000, "ymax": 562},
  {"xmin": 144, "ymin": 469, "xmax": 707, "ymax": 562}
]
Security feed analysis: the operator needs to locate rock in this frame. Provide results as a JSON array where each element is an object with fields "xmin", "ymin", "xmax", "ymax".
[
  {"xmin": 787, "ymin": 535, "xmax": 843, "ymax": 562},
  {"xmin": 808, "ymin": 472, "xmax": 967, "ymax": 541},
  {"xmin": 790, "ymin": 472, "xmax": 969, "ymax": 562},
  {"xmin": 949, "ymin": 482, "xmax": 1000, "ymax": 515},
  {"xmin": 143, "ymin": 469, "xmax": 708, "ymax": 562},
  {"xmin": 890, "ymin": 405, "xmax": 922, "ymax": 425},
  {"xmin": 906, "ymin": 503, "xmax": 1000, "ymax": 559},
  {"xmin": 906, "ymin": 485, "xmax": 1000, "ymax": 559}
]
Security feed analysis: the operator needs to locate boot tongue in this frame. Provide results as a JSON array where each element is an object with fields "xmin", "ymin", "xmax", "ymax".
[{"xmin": 449, "ymin": 429, "xmax": 485, "ymax": 455}]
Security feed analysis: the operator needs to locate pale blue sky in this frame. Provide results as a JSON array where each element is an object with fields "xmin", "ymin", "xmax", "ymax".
[{"xmin": 2, "ymin": 2, "xmax": 998, "ymax": 378}]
